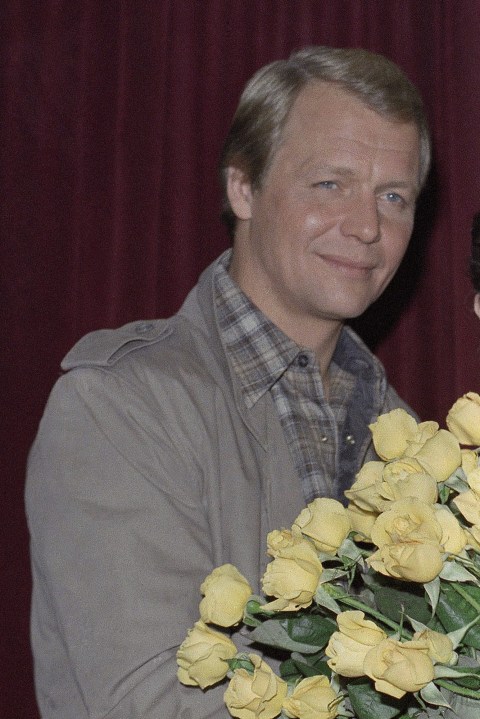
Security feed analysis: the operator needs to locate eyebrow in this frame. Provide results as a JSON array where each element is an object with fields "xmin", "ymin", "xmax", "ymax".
[{"xmin": 301, "ymin": 162, "xmax": 354, "ymax": 177}]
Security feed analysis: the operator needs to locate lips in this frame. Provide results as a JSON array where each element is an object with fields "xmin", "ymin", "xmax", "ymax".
[{"xmin": 318, "ymin": 253, "xmax": 376, "ymax": 277}]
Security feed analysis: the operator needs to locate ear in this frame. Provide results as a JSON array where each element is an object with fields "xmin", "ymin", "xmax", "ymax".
[
  {"xmin": 226, "ymin": 166, "xmax": 253, "ymax": 221},
  {"xmin": 474, "ymin": 293, "xmax": 480, "ymax": 320}
]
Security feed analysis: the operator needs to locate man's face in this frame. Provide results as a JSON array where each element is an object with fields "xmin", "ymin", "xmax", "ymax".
[{"xmin": 228, "ymin": 81, "xmax": 421, "ymax": 344}]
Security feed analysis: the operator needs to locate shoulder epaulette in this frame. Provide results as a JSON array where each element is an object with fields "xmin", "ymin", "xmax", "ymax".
[{"xmin": 61, "ymin": 320, "xmax": 172, "ymax": 370}]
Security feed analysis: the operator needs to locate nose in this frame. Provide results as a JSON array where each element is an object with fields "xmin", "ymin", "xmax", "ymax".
[{"xmin": 340, "ymin": 193, "xmax": 380, "ymax": 244}]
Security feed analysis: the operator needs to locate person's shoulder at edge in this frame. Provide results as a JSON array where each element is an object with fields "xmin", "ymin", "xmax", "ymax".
[
  {"xmin": 61, "ymin": 318, "xmax": 174, "ymax": 372},
  {"xmin": 60, "ymin": 255, "xmax": 222, "ymax": 377}
]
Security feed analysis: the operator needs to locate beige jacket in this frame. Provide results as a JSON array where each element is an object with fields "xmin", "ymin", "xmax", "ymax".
[{"xmin": 26, "ymin": 257, "xmax": 412, "ymax": 718}]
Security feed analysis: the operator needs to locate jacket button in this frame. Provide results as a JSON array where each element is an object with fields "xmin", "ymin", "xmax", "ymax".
[
  {"xmin": 345, "ymin": 434, "xmax": 356, "ymax": 445},
  {"xmin": 135, "ymin": 322, "xmax": 154, "ymax": 334}
]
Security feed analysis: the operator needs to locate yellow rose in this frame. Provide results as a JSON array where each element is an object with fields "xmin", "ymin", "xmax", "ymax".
[
  {"xmin": 224, "ymin": 653, "xmax": 287, "ymax": 719},
  {"xmin": 369, "ymin": 409, "xmax": 419, "ymax": 460},
  {"xmin": 346, "ymin": 463, "xmax": 437, "ymax": 516},
  {"xmin": 368, "ymin": 542, "xmax": 444, "ymax": 583},
  {"xmin": 293, "ymin": 498, "xmax": 351, "ymax": 554},
  {"xmin": 363, "ymin": 638, "xmax": 435, "ymax": 699},
  {"xmin": 446, "ymin": 392, "xmax": 480, "ymax": 445},
  {"xmin": 452, "ymin": 467, "xmax": 480, "ymax": 524},
  {"xmin": 434, "ymin": 504, "xmax": 467, "ymax": 554},
  {"xmin": 344, "ymin": 462, "xmax": 386, "ymax": 513},
  {"xmin": 466, "ymin": 467, "xmax": 480, "ymax": 493},
  {"xmin": 346, "ymin": 503, "xmax": 377, "ymax": 541},
  {"xmin": 461, "ymin": 449, "xmax": 478, "ymax": 475},
  {"xmin": 404, "ymin": 420, "xmax": 439, "ymax": 455},
  {"xmin": 381, "ymin": 457, "xmax": 425, "ymax": 482},
  {"xmin": 199, "ymin": 564, "xmax": 252, "ymax": 627},
  {"xmin": 408, "ymin": 429, "xmax": 461, "ymax": 482},
  {"xmin": 370, "ymin": 498, "xmax": 443, "ymax": 548},
  {"xmin": 367, "ymin": 499, "xmax": 444, "ymax": 582},
  {"xmin": 325, "ymin": 610, "xmax": 386, "ymax": 677},
  {"xmin": 283, "ymin": 675, "xmax": 339, "ymax": 719},
  {"xmin": 382, "ymin": 472, "xmax": 438, "ymax": 506},
  {"xmin": 413, "ymin": 420, "xmax": 440, "ymax": 442},
  {"xmin": 353, "ymin": 461, "xmax": 386, "ymax": 486},
  {"xmin": 453, "ymin": 490, "xmax": 480, "ymax": 526},
  {"xmin": 176, "ymin": 620, "xmax": 237, "ymax": 689},
  {"xmin": 266, "ymin": 528, "xmax": 301, "ymax": 556},
  {"xmin": 466, "ymin": 525, "xmax": 480, "ymax": 550},
  {"xmin": 261, "ymin": 539, "xmax": 323, "ymax": 612},
  {"xmin": 412, "ymin": 628, "xmax": 455, "ymax": 664}
]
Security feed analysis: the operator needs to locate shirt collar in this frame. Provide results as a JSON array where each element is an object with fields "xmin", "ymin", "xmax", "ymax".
[
  {"xmin": 214, "ymin": 250, "xmax": 301, "ymax": 408},
  {"xmin": 213, "ymin": 249, "xmax": 380, "ymax": 407}
]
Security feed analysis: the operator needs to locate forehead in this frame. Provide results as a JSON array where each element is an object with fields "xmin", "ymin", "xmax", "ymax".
[{"xmin": 274, "ymin": 81, "xmax": 421, "ymax": 182}]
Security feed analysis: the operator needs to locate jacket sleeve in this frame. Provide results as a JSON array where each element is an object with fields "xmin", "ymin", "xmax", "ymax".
[{"xmin": 26, "ymin": 366, "xmax": 232, "ymax": 719}]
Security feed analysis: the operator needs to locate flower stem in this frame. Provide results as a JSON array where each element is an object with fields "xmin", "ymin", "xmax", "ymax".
[{"xmin": 324, "ymin": 584, "xmax": 406, "ymax": 634}]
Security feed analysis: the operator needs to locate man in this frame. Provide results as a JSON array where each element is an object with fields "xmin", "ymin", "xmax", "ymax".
[
  {"xmin": 26, "ymin": 46, "xmax": 430, "ymax": 717},
  {"xmin": 471, "ymin": 211, "xmax": 480, "ymax": 314}
]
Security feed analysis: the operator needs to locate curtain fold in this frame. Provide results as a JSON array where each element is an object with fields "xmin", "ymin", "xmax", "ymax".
[{"xmin": 3, "ymin": 2, "xmax": 480, "ymax": 714}]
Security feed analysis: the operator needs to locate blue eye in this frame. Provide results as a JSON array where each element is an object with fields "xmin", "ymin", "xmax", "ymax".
[
  {"xmin": 314, "ymin": 181, "xmax": 337, "ymax": 189},
  {"xmin": 385, "ymin": 192, "xmax": 403, "ymax": 203}
]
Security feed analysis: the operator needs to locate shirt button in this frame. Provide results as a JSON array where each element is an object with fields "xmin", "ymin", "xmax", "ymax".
[
  {"xmin": 320, "ymin": 435, "xmax": 328, "ymax": 443},
  {"xmin": 345, "ymin": 434, "xmax": 356, "ymax": 445},
  {"xmin": 297, "ymin": 353, "xmax": 309, "ymax": 368},
  {"xmin": 135, "ymin": 321, "xmax": 154, "ymax": 334}
]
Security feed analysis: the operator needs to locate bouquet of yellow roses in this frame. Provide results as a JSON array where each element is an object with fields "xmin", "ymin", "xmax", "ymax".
[{"xmin": 177, "ymin": 393, "xmax": 480, "ymax": 719}]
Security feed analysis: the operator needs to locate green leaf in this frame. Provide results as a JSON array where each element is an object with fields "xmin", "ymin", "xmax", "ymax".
[
  {"xmin": 436, "ymin": 583, "xmax": 480, "ymax": 649},
  {"xmin": 448, "ymin": 615, "xmax": 480, "ymax": 649},
  {"xmin": 433, "ymin": 687, "xmax": 480, "ymax": 719},
  {"xmin": 445, "ymin": 472, "xmax": 469, "ymax": 494},
  {"xmin": 347, "ymin": 679, "xmax": 406, "ymax": 719},
  {"xmin": 435, "ymin": 665, "xmax": 480, "ymax": 690},
  {"xmin": 314, "ymin": 585, "xmax": 341, "ymax": 613},
  {"xmin": 279, "ymin": 657, "xmax": 303, "ymax": 683},
  {"xmin": 290, "ymin": 650, "xmax": 331, "ymax": 679},
  {"xmin": 280, "ymin": 650, "xmax": 331, "ymax": 683},
  {"xmin": 438, "ymin": 481, "xmax": 452, "ymax": 504},
  {"xmin": 227, "ymin": 655, "xmax": 255, "ymax": 674},
  {"xmin": 419, "ymin": 680, "xmax": 451, "ymax": 707},
  {"xmin": 338, "ymin": 536, "xmax": 366, "ymax": 563},
  {"xmin": 249, "ymin": 615, "xmax": 334, "ymax": 654},
  {"xmin": 284, "ymin": 614, "xmax": 336, "ymax": 646},
  {"xmin": 317, "ymin": 567, "xmax": 349, "ymax": 584},
  {"xmin": 424, "ymin": 576, "xmax": 441, "ymax": 615},
  {"xmin": 439, "ymin": 561, "xmax": 478, "ymax": 583},
  {"xmin": 373, "ymin": 583, "xmax": 432, "ymax": 627}
]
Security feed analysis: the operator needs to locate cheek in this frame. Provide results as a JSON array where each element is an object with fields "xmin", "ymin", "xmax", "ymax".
[
  {"xmin": 384, "ymin": 225, "xmax": 413, "ymax": 268},
  {"xmin": 303, "ymin": 205, "xmax": 339, "ymax": 235},
  {"xmin": 474, "ymin": 294, "xmax": 480, "ymax": 319},
  {"xmin": 304, "ymin": 212, "xmax": 322, "ymax": 232}
]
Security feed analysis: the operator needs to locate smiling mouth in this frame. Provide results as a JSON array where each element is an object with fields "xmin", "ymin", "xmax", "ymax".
[{"xmin": 319, "ymin": 254, "xmax": 376, "ymax": 277}]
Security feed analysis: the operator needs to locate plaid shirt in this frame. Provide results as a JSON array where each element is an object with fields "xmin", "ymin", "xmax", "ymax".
[{"xmin": 214, "ymin": 251, "xmax": 373, "ymax": 504}]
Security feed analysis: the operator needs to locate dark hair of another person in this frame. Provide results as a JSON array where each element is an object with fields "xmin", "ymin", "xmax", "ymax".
[
  {"xmin": 219, "ymin": 45, "xmax": 431, "ymax": 239},
  {"xmin": 471, "ymin": 212, "xmax": 480, "ymax": 292}
]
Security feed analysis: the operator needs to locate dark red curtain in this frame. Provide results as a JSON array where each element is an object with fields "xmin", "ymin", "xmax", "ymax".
[{"xmin": 3, "ymin": 2, "xmax": 480, "ymax": 715}]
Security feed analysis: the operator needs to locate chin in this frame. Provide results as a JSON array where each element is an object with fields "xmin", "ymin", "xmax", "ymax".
[{"xmin": 325, "ymin": 301, "xmax": 373, "ymax": 321}]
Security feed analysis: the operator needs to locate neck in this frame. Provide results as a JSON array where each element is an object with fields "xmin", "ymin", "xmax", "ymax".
[
  {"xmin": 273, "ymin": 314, "xmax": 343, "ymax": 386},
  {"xmin": 228, "ymin": 248, "xmax": 343, "ymax": 386}
]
